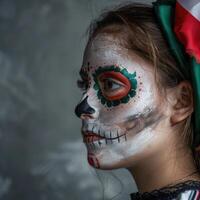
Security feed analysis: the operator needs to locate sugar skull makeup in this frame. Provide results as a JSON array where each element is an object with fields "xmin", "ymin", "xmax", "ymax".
[
  {"xmin": 75, "ymin": 34, "xmax": 168, "ymax": 169},
  {"xmin": 93, "ymin": 65, "xmax": 137, "ymax": 107}
]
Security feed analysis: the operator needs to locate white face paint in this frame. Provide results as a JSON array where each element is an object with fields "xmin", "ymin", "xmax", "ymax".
[{"xmin": 75, "ymin": 34, "xmax": 168, "ymax": 169}]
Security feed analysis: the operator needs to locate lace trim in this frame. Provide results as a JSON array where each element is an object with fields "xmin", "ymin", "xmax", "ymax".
[{"xmin": 130, "ymin": 180, "xmax": 200, "ymax": 200}]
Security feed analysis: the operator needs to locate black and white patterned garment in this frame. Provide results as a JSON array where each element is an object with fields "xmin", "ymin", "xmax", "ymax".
[{"xmin": 130, "ymin": 180, "xmax": 200, "ymax": 200}]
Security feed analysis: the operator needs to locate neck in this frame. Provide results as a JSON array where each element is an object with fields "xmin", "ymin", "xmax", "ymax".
[{"xmin": 128, "ymin": 143, "xmax": 200, "ymax": 193}]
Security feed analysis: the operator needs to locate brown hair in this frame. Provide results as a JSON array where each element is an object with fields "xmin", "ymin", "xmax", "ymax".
[{"xmin": 86, "ymin": 3, "xmax": 199, "ymax": 169}]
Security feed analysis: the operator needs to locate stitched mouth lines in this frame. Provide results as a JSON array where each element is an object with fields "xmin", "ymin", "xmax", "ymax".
[
  {"xmin": 82, "ymin": 123, "xmax": 126, "ymax": 144},
  {"xmin": 82, "ymin": 130, "xmax": 127, "ymax": 144}
]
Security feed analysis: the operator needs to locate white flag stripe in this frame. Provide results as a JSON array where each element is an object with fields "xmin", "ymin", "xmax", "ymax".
[{"xmin": 177, "ymin": 0, "xmax": 200, "ymax": 21}]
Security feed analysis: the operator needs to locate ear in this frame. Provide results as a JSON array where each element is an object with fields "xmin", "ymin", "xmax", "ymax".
[{"xmin": 170, "ymin": 81, "xmax": 193, "ymax": 125}]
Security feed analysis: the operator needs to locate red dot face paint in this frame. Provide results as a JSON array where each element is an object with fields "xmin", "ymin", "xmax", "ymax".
[
  {"xmin": 98, "ymin": 71, "xmax": 131, "ymax": 101},
  {"xmin": 88, "ymin": 153, "xmax": 100, "ymax": 168}
]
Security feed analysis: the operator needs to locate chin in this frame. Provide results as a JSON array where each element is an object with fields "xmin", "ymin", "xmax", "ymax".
[{"xmin": 86, "ymin": 150, "xmax": 137, "ymax": 170}]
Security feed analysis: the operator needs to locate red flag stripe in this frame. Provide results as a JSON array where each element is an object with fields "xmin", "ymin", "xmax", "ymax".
[
  {"xmin": 174, "ymin": 2, "xmax": 200, "ymax": 63},
  {"xmin": 196, "ymin": 191, "xmax": 200, "ymax": 200},
  {"xmin": 177, "ymin": 0, "xmax": 200, "ymax": 21}
]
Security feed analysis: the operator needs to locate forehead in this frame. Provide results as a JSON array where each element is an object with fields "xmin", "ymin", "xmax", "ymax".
[
  {"xmin": 83, "ymin": 34, "xmax": 127, "ymax": 66},
  {"xmin": 82, "ymin": 34, "xmax": 153, "ymax": 75}
]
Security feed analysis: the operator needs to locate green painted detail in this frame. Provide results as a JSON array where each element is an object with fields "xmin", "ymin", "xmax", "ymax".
[
  {"xmin": 93, "ymin": 84, "xmax": 98, "ymax": 90},
  {"xmin": 129, "ymin": 89, "xmax": 136, "ymax": 98},
  {"xmin": 92, "ymin": 65, "xmax": 138, "ymax": 107},
  {"xmin": 106, "ymin": 101, "xmax": 112, "ymax": 107}
]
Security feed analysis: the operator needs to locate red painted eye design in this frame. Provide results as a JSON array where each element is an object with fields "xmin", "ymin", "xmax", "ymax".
[{"xmin": 98, "ymin": 71, "xmax": 131, "ymax": 101}]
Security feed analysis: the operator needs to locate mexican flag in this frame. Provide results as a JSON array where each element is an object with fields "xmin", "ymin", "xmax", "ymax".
[
  {"xmin": 173, "ymin": 0, "xmax": 200, "ymax": 147},
  {"xmin": 153, "ymin": 0, "xmax": 200, "ymax": 146},
  {"xmin": 174, "ymin": 0, "xmax": 200, "ymax": 63}
]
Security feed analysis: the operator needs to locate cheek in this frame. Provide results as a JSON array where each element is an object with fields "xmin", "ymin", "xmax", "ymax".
[
  {"xmin": 98, "ymin": 85, "xmax": 156, "ymax": 124},
  {"xmin": 93, "ymin": 128, "xmax": 158, "ymax": 169},
  {"xmin": 99, "ymin": 104, "xmax": 131, "ymax": 124}
]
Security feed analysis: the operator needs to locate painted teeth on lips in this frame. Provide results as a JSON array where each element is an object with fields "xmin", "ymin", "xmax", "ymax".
[{"xmin": 83, "ymin": 132, "xmax": 105, "ymax": 143}]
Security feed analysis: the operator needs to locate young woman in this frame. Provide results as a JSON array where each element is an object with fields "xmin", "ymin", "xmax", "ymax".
[{"xmin": 75, "ymin": 0, "xmax": 200, "ymax": 199}]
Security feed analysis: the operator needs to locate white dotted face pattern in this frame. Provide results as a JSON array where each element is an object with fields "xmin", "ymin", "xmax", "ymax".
[{"xmin": 76, "ymin": 34, "xmax": 170, "ymax": 169}]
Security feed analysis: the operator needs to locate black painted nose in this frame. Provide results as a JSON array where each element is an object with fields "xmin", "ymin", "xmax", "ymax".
[{"xmin": 75, "ymin": 96, "xmax": 95, "ymax": 118}]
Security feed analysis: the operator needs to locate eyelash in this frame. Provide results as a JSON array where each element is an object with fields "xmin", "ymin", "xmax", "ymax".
[{"xmin": 77, "ymin": 79, "xmax": 88, "ymax": 91}]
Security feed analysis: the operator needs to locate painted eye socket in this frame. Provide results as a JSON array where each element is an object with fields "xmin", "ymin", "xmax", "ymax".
[{"xmin": 98, "ymin": 71, "xmax": 131, "ymax": 101}]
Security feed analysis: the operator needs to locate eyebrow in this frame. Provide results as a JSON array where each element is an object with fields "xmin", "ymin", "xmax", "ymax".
[{"xmin": 79, "ymin": 69, "xmax": 86, "ymax": 79}]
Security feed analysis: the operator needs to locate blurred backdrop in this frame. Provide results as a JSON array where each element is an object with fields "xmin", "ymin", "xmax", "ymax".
[{"xmin": 0, "ymin": 0, "xmax": 152, "ymax": 199}]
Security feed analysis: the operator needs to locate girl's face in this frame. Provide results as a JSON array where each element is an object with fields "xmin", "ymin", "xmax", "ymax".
[{"xmin": 75, "ymin": 34, "xmax": 172, "ymax": 169}]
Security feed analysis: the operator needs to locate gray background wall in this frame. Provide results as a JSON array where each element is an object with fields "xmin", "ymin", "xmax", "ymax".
[{"xmin": 0, "ymin": 0, "xmax": 151, "ymax": 199}]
